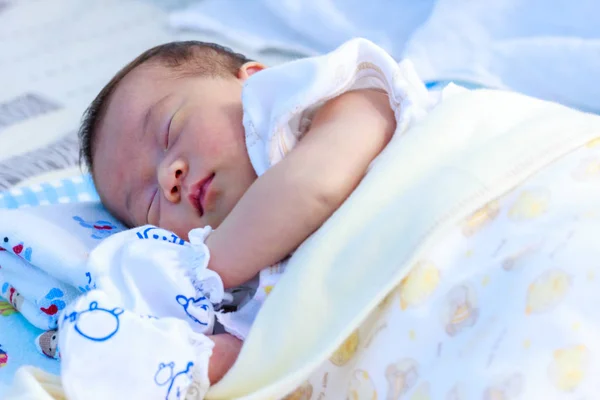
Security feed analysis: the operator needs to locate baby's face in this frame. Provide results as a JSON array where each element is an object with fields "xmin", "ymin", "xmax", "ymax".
[{"xmin": 93, "ymin": 62, "xmax": 262, "ymax": 239}]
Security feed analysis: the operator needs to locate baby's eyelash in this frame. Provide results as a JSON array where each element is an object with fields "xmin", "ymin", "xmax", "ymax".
[{"xmin": 165, "ymin": 115, "xmax": 174, "ymax": 150}]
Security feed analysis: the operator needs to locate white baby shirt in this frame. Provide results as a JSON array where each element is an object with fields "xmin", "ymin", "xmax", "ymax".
[
  {"xmin": 58, "ymin": 38, "xmax": 442, "ymax": 400},
  {"xmin": 243, "ymin": 37, "xmax": 438, "ymax": 176},
  {"xmin": 217, "ymin": 37, "xmax": 444, "ymax": 340}
]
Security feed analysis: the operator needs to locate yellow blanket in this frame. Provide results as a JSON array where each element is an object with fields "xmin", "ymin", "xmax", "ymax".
[{"xmin": 211, "ymin": 89, "xmax": 600, "ymax": 399}]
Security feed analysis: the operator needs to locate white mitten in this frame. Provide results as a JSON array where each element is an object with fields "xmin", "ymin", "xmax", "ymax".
[
  {"xmin": 85, "ymin": 225, "xmax": 224, "ymax": 334},
  {"xmin": 60, "ymin": 290, "xmax": 214, "ymax": 400}
]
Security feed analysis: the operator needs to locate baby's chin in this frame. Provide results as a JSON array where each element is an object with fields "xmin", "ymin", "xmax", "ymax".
[
  {"xmin": 160, "ymin": 218, "xmax": 205, "ymax": 242},
  {"xmin": 165, "ymin": 224, "xmax": 194, "ymax": 242},
  {"xmin": 157, "ymin": 205, "xmax": 229, "ymax": 242}
]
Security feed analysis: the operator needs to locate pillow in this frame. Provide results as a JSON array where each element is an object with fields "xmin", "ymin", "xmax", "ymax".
[
  {"xmin": 0, "ymin": 174, "xmax": 98, "ymax": 209},
  {"xmin": 0, "ymin": 201, "xmax": 125, "ymax": 330}
]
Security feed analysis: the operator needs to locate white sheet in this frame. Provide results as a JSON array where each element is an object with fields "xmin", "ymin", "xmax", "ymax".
[
  {"xmin": 170, "ymin": 0, "xmax": 434, "ymax": 59},
  {"xmin": 170, "ymin": 0, "xmax": 600, "ymax": 113},
  {"xmin": 0, "ymin": 0, "xmax": 275, "ymax": 117},
  {"xmin": 403, "ymin": 0, "xmax": 600, "ymax": 113}
]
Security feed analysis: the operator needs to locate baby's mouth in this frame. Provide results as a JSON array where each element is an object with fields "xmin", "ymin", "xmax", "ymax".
[{"xmin": 189, "ymin": 173, "xmax": 215, "ymax": 217}]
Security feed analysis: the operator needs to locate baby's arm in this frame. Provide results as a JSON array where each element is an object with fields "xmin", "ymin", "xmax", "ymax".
[{"xmin": 207, "ymin": 89, "xmax": 396, "ymax": 288}]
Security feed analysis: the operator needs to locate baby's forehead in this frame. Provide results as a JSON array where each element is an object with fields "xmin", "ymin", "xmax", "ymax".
[
  {"xmin": 99, "ymin": 64, "xmax": 177, "ymax": 136},
  {"xmin": 112, "ymin": 63, "xmax": 175, "ymax": 103},
  {"xmin": 95, "ymin": 67, "xmax": 162, "ymax": 154}
]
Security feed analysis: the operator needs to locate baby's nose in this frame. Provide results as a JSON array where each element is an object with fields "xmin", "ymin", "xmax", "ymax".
[{"xmin": 159, "ymin": 159, "xmax": 188, "ymax": 203}]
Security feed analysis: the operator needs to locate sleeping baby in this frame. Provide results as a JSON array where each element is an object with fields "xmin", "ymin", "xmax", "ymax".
[{"xmin": 59, "ymin": 38, "xmax": 439, "ymax": 399}]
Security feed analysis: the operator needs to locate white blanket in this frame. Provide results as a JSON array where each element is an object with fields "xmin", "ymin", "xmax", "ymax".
[{"xmin": 171, "ymin": 0, "xmax": 600, "ymax": 113}]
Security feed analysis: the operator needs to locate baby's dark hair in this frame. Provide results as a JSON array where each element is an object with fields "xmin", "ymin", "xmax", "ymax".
[{"xmin": 78, "ymin": 41, "xmax": 253, "ymax": 172}]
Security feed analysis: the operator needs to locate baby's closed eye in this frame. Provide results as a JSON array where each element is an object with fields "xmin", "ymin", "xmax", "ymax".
[{"xmin": 164, "ymin": 114, "xmax": 174, "ymax": 150}]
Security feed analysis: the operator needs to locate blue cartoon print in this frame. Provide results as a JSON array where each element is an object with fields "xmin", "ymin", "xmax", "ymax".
[
  {"xmin": 62, "ymin": 301, "xmax": 124, "ymax": 342},
  {"xmin": 136, "ymin": 227, "xmax": 185, "ymax": 245},
  {"xmin": 1, "ymin": 236, "xmax": 32, "ymax": 261},
  {"xmin": 78, "ymin": 272, "xmax": 97, "ymax": 292},
  {"xmin": 38, "ymin": 287, "xmax": 66, "ymax": 318},
  {"xmin": 176, "ymin": 295, "xmax": 211, "ymax": 326},
  {"xmin": 154, "ymin": 361, "xmax": 194, "ymax": 400},
  {"xmin": 73, "ymin": 216, "xmax": 118, "ymax": 240},
  {"xmin": 2, "ymin": 283, "xmax": 24, "ymax": 310}
]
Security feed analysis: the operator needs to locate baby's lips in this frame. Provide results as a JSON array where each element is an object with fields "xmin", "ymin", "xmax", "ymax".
[{"xmin": 188, "ymin": 173, "xmax": 215, "ymax": 217}]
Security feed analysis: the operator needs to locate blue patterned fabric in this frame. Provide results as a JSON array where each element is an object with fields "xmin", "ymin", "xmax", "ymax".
[
  {"xmin": 0, "ymin": 174, "xmax": 99, "ymax": 209},
  {"xmin": 0, "ymin": 174, "xmax": 99, "ymax": 394}
]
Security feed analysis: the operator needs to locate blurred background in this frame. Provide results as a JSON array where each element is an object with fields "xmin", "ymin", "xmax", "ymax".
[{"xmin": 0, "ymin": 0, "xmax": 599, "ymax": 191}]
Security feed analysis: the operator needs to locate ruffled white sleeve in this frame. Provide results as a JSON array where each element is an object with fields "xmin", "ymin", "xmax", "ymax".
[{"xmin": 242, "ymin": 37, "xmax": 438, "ymax": 176}]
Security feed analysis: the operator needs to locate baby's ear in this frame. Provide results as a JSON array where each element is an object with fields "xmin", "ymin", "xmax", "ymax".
[{"xmin": 238, "ymin": 62, "xmax": 266, "ymax": 81}]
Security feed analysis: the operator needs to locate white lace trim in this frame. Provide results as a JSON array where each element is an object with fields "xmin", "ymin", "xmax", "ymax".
[{"xmin": 185, "ymin": 227, "xmax": 225, "ymax": 304}]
